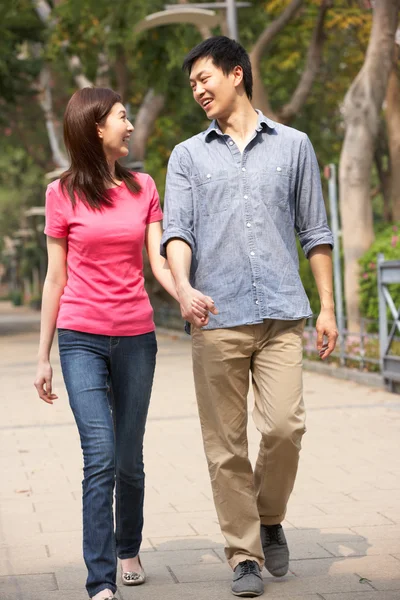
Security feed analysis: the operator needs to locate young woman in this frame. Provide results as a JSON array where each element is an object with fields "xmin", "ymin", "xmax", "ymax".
[{"xmin": 34, "ymin": 87, "xmax": 208, "ymax": 600}]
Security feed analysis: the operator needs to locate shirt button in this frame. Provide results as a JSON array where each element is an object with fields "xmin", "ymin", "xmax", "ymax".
[
  {"xmin": 229, "ymin": 141, "xmax": 234, "ymax": 146},
  {"xmin": 253, "ymin": 282, "xmax": 256, "ymax": 287},
  {"xmin": 206, "ymin": 174, "xmax": 211, "ymax": 178},
  {"xmin": 276, "ymin": 166, "xmax": 282, "ymax": 172},
  {"xmin": 242, "ymin": 167, "xmax": 246, "ymax": 172},
  {"xmin": 255, "ymin": 300, "xmax": 259, "ymax": 305},
  {"xmin": 246, "ymin": 222, "xmax": 251, "ymax": 227},
  {"xmin": 244, "ymin": 195, "xmax": 248, "ymax": 199},
  {"xmin": 250, "ymin": 251, "xmax": 255, "ymax": 256}
]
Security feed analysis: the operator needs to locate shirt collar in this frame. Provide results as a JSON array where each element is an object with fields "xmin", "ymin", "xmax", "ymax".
[{"xmin": 204, "ymin": 109, "xmax": 276, "ymax": 140}]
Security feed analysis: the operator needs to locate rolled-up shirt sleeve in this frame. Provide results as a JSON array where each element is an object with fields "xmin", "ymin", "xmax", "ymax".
[
  {"xmin": 295, "ymin": 135, "xmax": 334, "ymax": 258},
  {"xmin": 160, "ymin": 146, "xmax": 196, "ymax": 258}
]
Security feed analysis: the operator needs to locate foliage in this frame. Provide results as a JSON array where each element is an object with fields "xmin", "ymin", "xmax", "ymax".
[
  {"xmin": 0, "ymin": 0, "xmax": 44, "ymax": 107},
  {"xmin": 359, "ymin": 223, "xmax": 400, "ymax": 327}
]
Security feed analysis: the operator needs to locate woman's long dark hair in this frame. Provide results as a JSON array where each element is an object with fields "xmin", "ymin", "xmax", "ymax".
[{"xmin": 60, "ymin": 87, "xmax": 141, "ymax": 210}]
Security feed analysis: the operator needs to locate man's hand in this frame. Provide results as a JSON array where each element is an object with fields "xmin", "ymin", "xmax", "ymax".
[
  {"xmin": 316, "ymin": 307, "xmax": 338, "ymax": 360},
  {"xmin": 178, "ymin": 283, "xmax": 218, "ymax": 328}
]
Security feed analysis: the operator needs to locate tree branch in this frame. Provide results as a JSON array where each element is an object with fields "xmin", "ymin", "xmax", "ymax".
[
  {"xmin": 278, "ymin": 0, "xmax": 332, "ymax": 124},
  {"xmin": 250, "ymin": 0, "xmax": 304, "ymax": 64},
  {"xmin": 249, "ymin": 0, "xmax": 304, "ymax": 118},
  {"xmin": 33, "ymin": 0, "xmax": 93, "ymax": 89}
]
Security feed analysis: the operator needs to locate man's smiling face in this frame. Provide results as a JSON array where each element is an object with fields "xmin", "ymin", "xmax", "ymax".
[{"xmin": 189, "ymin": 57, "xmax": 239, "ymax": 121}]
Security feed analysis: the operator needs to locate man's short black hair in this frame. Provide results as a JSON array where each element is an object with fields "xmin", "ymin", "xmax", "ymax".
[{"xmin": 182, "ymin": 36, "xmax": 253, "ymax": 100}]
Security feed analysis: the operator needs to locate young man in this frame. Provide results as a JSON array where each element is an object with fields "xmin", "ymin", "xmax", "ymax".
[{"xmin": 161, "ymin": 36, "xmax": 338, "ymax": 597}]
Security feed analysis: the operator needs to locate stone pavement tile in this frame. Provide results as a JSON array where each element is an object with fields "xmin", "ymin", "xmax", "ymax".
[
  {"xmin": 320, "ymin": 593, "xmax": 400, "ymax": 600},
  {"xmin": 322, "ymin": 539, "xmax": 400, "ymax": 557},
  {"xmin": 170, "ymin": 498, "xmax": 214, "ymax": 513},
  {"xmin": 350, "ymin": 525, "xmax": 400, "ymax": 540},
  {"xmin": 142, "ymin": 514, "xmax": 198, "ymax": 537},
  {"xmin": 148, "ymin": 533, "xmax": 225, "ymax": 552},
  {"xmin": 349, "ymin": 489, "xmax": 400, "ymax": 503},
  {"xmin": 265, "ymin": 573, "xmax": 373, "ymax": 595},
  {"xmin": 141, "ymin": 548, "xmax": 222, "ymax": 567},
  {"xmin": 28, "ymin": 478, "xmax": 74, "ymax": 496},
  {"xmin": 32, "ymin": 498, "xmax": 79, "ymax": 514},
  {"xmin": 286, "ymin": 512, "xmax": 393, "ymax": 529},
  {"xmin": 0, "ymin": 545, "xmax": 48, "ymax": 561},
  {"xmin": 119, "ymin": 580, "xmax": 321, "ymax": 600},
  {"xmin": 143, "ymin": 499, "xmax": 178, "ymax": 516},
  {"xmin": 53, "ymin": 567, "xmax": 88, "ymax": 591},
  {"xmin": 276, "ymin": 527, "xmax": 367, "ymax": 550},
  {"xmin": 288, "ymin": 555, "xmax": 400, "ymax": 581},
  {"xmin": 290, "ymin": 490, "xmax": 364, "ymax": 504},
  {"xmin": 186, "ymin": 515, "xmax": 222, "ymax": 536},
  {"xmin": 37, "ymin": 511, "xmax": 82, "ymax": 533},
  {"xmin": 286, "ymin": 503, "xmax": 327, "ymax": 518},
  {"xmin": 368, "ymin": 579, "xmax": 400, "ymax": 592},
  {"xmin": 379, "ymin": 509, "xmax": 400, "ymax": 524},
  {"xmin": 1, "ymin": 593, "xmax": 90, "ymax": 600},
  {"xmin": 0, "ymin": 518, "xmax": 41, "ymax": 544},
  {"xmin": 0, "ymin": 573, "xmax": 58, "ymax": 597},
  {"xmin": 314, "ymin": 501, "xmax": 399, "ymax": 516},
  {"xmin": 0, "ymin": 557, "xmax": 58, "ymax": 577},
  {"xmin": 0, "ymin": 497, "xmax": 35, "ymax": 515},
  {"xmin": 166, "ymin": 562, "xmax": 232, "ymax": 583}
]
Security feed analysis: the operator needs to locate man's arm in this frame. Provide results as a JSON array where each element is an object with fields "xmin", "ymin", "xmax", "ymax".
[
  {"xmin": 309, "ymin": 244, "xmax": 338, "ymax": 360},
  {"xmin": 161, "ymin": 146, "xmax": 217, "ymax": 327},
  {"xmin": 295, "ymin": 135, "xmax": 338, "ymax": 359},
  {"xmin": 166, "ymin": 239, "xmax": 217, "ymax": 328}
]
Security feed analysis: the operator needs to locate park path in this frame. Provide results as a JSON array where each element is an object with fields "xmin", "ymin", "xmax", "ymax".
[{"xmin": 1, "ymin": 327, "xmax": 400, "ymax": 599}]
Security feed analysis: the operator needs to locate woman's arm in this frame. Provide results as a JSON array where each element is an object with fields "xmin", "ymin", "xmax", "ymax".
[
  {"xmin": 145, "ymin": 221, "xmax": 179, "ymax": 301},
  {"xmin": 34, "ymin": 236, "xmax": 67, "ymax": 404},
  {"xmin": 145, "ymin": 221, "xmax": 209, "ymax": 320}
]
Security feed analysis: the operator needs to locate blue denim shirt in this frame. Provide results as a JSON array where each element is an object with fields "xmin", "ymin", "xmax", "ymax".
[{"xmin": 161, "ymin": 111, "xmax": 333, "ymax": 330}]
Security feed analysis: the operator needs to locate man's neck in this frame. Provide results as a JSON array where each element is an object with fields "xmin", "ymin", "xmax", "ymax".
[{"xmin": 217, "ymin": 104, "xmax": 259, "ymax": 144}]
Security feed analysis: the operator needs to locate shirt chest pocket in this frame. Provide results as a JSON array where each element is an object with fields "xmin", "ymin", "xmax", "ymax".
[
  {"xmin": 192, "ymin": 170, "xmax": 230, "ymax": 216},
  {"xmin": 259, "ymin": 165, "xmax": 292, "ymax": 212}
]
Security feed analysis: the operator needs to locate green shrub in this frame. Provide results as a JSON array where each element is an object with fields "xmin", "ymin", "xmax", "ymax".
[
  {"xmin": 10, "ymin": 289, "xmax": 22, "ymax": 306},
  {"xmin": 359, "ymin": 223, "xmax": 400, "ymax": 329}
]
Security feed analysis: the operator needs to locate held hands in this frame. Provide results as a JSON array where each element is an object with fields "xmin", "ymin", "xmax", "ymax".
[
  {"xmin": 316, "ymin": 307, "xmax": 339, "ymax": 360},
  {"xmin": 178, "ymin": 283, "xmax": 218, "ymax": 328},
  {"xmin": 34, "ymin": 360, "xmax": 58, "ymax": 404}
]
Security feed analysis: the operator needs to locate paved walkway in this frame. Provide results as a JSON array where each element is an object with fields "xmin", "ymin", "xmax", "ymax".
[{"xmin": 1, "ymin": 329, "xmax": 400, "ymax": 600}]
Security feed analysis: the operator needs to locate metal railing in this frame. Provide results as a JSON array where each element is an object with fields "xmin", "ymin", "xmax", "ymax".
[
  {"xmin": 377, "ymin": 255, "xmax": 400, "ymax": 392},
  {"xmin": 302, "ymin": 316, "xmax": 397, "ymax": 372}
]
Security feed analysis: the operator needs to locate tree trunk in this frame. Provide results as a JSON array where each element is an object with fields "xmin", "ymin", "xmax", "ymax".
[
  {"xmin": 37, "ymin": 66, "xmax": 68, "ymax": 168},
  {"xmin": 130, "ymin": 89, "xmax": 165, "ymax": 164},
  {"xmin": 339, "ymin": 0, "xmax": 400, "ymax": 332},
  {"xmin": 386, "ymin": 48, "xmax": 400, "ymax": 221}
]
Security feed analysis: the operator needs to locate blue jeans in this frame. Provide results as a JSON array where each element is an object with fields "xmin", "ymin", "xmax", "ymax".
[{"xmin": 58, "ymin": 329, "xmax": 157, "ymax": 597}]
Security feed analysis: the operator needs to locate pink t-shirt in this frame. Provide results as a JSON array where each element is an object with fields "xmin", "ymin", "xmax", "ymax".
[{"xmin": 44, "ymin": 173, "xmax": 163, "ymax": 336}]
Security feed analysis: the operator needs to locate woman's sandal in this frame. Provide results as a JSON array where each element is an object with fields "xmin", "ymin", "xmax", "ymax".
[{"xmin": 121, "ymin": 555, "xmax": 146, "ymax": 586}]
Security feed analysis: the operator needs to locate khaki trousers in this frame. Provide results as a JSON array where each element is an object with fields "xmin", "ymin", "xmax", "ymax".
[{"xmin": 191, "ymin": 319, "xmax": 306, "ymax": 570}]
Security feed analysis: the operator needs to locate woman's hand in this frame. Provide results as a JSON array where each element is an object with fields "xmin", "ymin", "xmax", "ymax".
[{"xmin": 34, "ymin": 360, "xmax": 58, "ymax": 404}]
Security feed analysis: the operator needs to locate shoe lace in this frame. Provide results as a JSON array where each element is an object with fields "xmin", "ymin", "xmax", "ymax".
[
  {"xmin": 238, "ymin": 560, "xmax": 259, "ymax": 576},
  {"xmin": 263, "ymin": 524, "xmax": 285, "ymax": 545}
]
